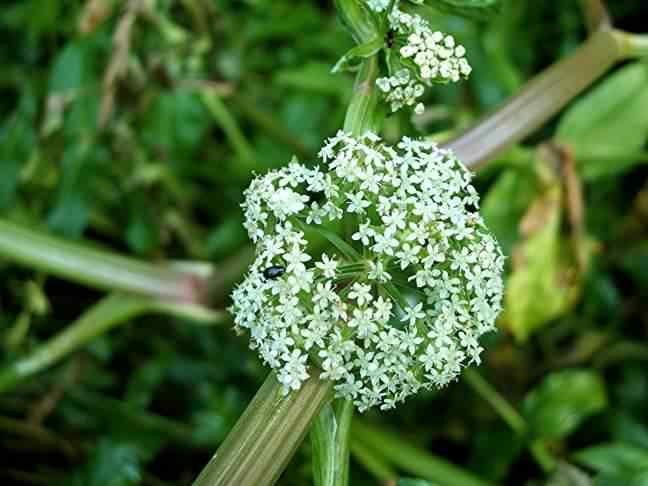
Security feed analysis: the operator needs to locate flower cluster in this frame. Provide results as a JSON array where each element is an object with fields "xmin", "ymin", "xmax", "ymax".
[
  {"xmin": 230, "ymin": 132, "xmax": 504, "ymax": 411},
  {"xmin": 366, "ymin": 0, "xmax": 391, "ymax": 12},
  {"xmin": 374, "ymin": 3, "xmax": 472, "ymax": 113}
]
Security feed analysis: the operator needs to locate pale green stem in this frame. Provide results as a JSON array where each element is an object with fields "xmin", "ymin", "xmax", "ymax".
[
  {"xmin": 0, "ymin": 294, "xmax": 147, "ymax": 393},
  {"xmin": 352, "ymin": 420, "xmax": 495, "ymax": 486},
  {"xmin": 311, "ymin": 392, "xmax": 357, "ymax": 486},
  {"xmin": 446, "ymin": 29, "xmax": 624, "ymax": 169},
  {"xmin": 191, "ymin": 373, "xmax": 333, "ymax": 486},
  {"xmin": 579, "ymin": 0, "xmax": 611, "ymax": 32},
  {"xmin": 333, "ymin": 400, "xmax": 354, "ymax": 486},
  {"xmin": 616, "ymin": 30, "xmax": 648, "ymax": 58},
  {"xmin": 343, "ymin": 56, "xmax": 382, "ymax": 137},
  {"xmin": 0, "ymin": 219, "xmax": 207, "ymax": 304},
  {"xmin": 0, "ymin": 293, "xmax": 223, "ymax": 393}
]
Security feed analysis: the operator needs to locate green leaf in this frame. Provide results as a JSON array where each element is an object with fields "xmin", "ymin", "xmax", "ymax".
[
  {"xmin": 422, "ymin": 0, "xmax": 502, "ymax": 20},
  {"xmin": 142, "ymin": 89, "xmax": 211, "ymax": 161},
  {"xmin": 573, "ymin": 443, "xmax": 648, "ymax": 477},
  {"xmin": 594, "ymin": 472, "xmax": 648, "ymax": 486},
  {"xmin": 503, "ymin": 186, "xmax": 577, "ymax": 341},
  {"xmin": 335, "ymin": 0, "xmax": 380, "ymax": 43},
  {"xmin": 48, "ymin": 42, "xmax": 94, "ymax": 94},
  {"xmin": 523, "ymin": 370, "xmax": 608, "ymax": 441},
  {"xmin": 557, "ymin": 62, "xmax": 648, "ymax": 180},
  {"xmin": 332, "ymin": 37, "xmax": 385, "ymax": 73},
  {"xmin": 276, "ymin": 62, "xmax": 354, "ymax": 99}
]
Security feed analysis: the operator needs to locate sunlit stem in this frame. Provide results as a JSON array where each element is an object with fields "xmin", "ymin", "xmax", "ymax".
[
  {"xmin": 615, "ymin": 30, "xmax": 648, "ymax": 58},
  {"xmin": 0, "ymin": 219, "xmax": 209, "ymax": 304},
  {"xmin": 446, "ymin": 29, "xmax": 624, "ymax": 169},
  {"xmin": 191, "ymin": 373, "xmax": 332, "ymax": 486}
]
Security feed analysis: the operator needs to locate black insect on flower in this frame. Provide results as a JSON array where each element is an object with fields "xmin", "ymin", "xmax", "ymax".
[
  {"xmin": 385, "ymin": 29, "xmax": 396, "ymax": 48},
  {"xmin": 262, "ymin": 266, "xmax": 286, "ymax": 280}
]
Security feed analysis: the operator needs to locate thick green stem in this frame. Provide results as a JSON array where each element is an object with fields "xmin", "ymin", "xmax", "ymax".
[
  {"xmin": 191, "ymin": 372, "xmax": 332, "ymax": 486},
  {"xmin": 312, "ymin": 400, "xmax": 355, "ymax": 486},
  {"xmin": 616, "ymin": 30, "xmax": 648, "ymax": 58},
  {"xmin": 352, "ymin": 420, "xmax": 495, "ymax": 486},
  {"xmin": 343, "ymin": 56, "xmax": 382, "ymax": 136},
  {"xmin": 333, "ymin": 400, "xmax": 354, "ymax": 486},
  {"xmin": 579, "ymin": 0, "xmax": 611, "ymax": 32},
  {"xmin": 445, "ymin": 29, "xmax": 623, "ymax": 169},
  {"xmin": 0, "ymin": 219, "xmax": 208, "ymax": 304}
]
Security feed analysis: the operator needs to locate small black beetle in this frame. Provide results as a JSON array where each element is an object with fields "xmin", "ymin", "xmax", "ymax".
[{"xmin": 262, "ymin": 265, "xmax": 286, "ymax": 280}]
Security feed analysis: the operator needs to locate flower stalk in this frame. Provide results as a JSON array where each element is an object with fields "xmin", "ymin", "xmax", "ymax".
[
  {"xmin": 311, "ymin": 400, "xmax": 355, "ymax": 486},
  {"xmin": 191, "ymin": 372, "xmax": 332, "ymax": 486}
]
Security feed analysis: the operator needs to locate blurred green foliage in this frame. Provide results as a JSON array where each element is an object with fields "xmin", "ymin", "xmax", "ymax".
[{"xmin": 1, "ymin": 0, "xmax": 648, "ymax": 485}]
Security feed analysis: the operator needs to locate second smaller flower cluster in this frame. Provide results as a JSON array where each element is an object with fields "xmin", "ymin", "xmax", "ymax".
[{"xmin": 371, "ymin": 1, "xmax": 472, "ymax": 114}]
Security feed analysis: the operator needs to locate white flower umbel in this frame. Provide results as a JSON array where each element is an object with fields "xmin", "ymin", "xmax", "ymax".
[
  {"xmin": 376, "ymin": 5, "xmax": 472, "ymax": 113},
  {"xmin": 230, "ymin": 132, "xmax": 504, "ymax": 412}
]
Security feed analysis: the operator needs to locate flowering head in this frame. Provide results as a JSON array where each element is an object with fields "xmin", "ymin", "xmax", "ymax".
[
  {"xmin": 230, "ymin": 132, "xmax": 504, "ymax": 411},
  {"xmin": 366, "ymin": 1, "xmax": 472, "ymax": 114}
]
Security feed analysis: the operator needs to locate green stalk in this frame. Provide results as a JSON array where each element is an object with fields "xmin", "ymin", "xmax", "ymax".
[
  {"xmin": 0, "ymin": 219, "xmax": 207, "ymax": 304},
  {"xmin": 352, "ymin": 420, "xmax": 496, "ymax": 486},
  {"xmin": 312, "ymin": 400, "xmax": 355, "ymax": 486},
  {"xmin": 0, "ymin": 293, "xmax": 223, "ymax": 393},
  {"xmin": 616, "ymin": 30, "xmax": 648, "ymax": 58},
  {"xmin": 191, "ymin": 372, "xmax": 332, "ymax": 486},
  {"xmin": 0, "ymin": 294, "xmax": 146, "ymax": 393},
  {"xmin": 463, "ymin": 369, "xmax": 559, "ymax": 473},
  {"xmin": 343, "ymin": 56, "xmax": 382, "ymax": 137},
  {"xmin": 446, "ymin": 29, "xmax": 623, "ymax": 169},
  {"xmin": 463, "ymin": 369, "xmax": 527, "ymax": 436}
]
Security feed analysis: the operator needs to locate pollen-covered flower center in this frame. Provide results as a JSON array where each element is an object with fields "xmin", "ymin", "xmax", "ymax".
[{"xmin": 230, "ymin": 132, "xmax": 504, "ymax": 411}]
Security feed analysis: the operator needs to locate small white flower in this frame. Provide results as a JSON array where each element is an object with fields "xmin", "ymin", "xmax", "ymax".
[
  {"xmin": 349, "ymin": 282, "xmax": 373, "ymax": 306},
  {"xmin": 315, "ymin": 253, "xmax": 339, "ymax": 279},
  {"xmin": 352, "ymin": 221, "xmax": 375, "ymax": 246},
  {"xmin": 402, "ymin": 303, "xmax": 426, "ymax": 326},
  {"xmin": 347, "ymin": 192, "xmax": 371, "ymax": 214},
  {"xmin": 368, "ymin": 260, "xmax": 392, "ymax": 283}
]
